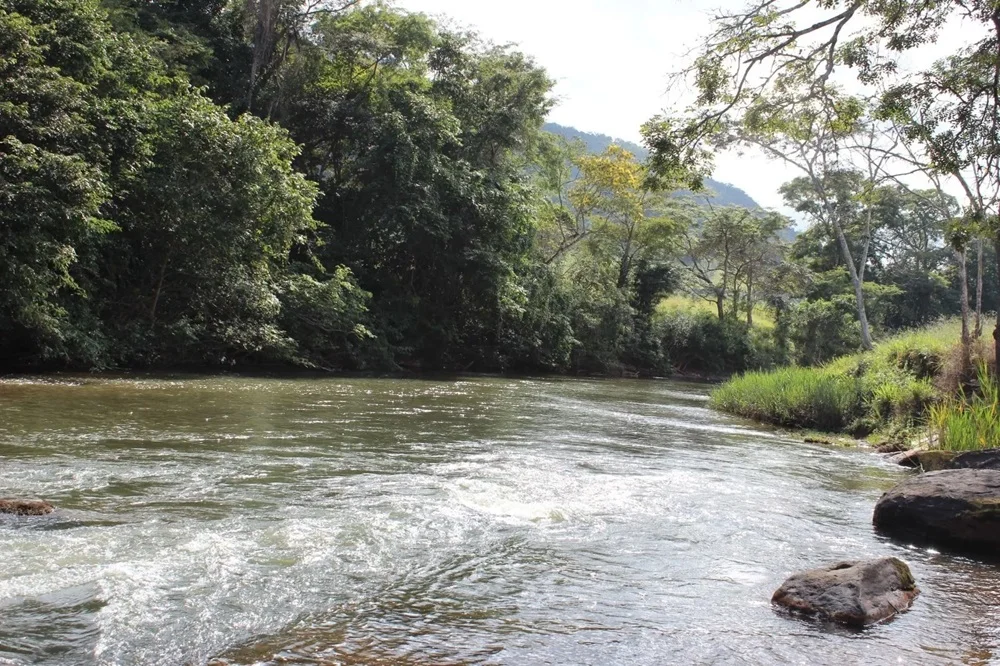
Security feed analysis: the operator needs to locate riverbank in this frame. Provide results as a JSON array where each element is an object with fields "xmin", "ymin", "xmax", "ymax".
[{"xmin": 710, "ymin": 320, "xmax": 997, "ymax": 446}]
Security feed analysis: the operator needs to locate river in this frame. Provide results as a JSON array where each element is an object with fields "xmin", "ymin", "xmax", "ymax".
[{"xmin": 0, "ymin": 376, "xmax": 997, "ymax": 665}]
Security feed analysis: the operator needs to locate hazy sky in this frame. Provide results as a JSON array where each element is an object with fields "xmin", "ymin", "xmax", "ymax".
[{"xmin": 395, "ymin": 0, "xmax": 800, "ymax": 209}]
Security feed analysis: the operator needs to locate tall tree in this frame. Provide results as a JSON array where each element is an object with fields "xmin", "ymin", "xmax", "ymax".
[
  {"xmin": 569, "ymin": 145, "xmax": 679, "ymax": 290},
  {"xmin": 643, "ymin": 0, "xmax": 1000, "ymax": 367},
  {"xmin": 678, "ymin": 205, "xmax": 788, "ymax": 323}
]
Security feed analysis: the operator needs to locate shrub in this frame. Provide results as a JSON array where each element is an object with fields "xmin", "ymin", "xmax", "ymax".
[
  {"xmin": 659, "ymin": 311, "xmax": 782, "ymax": 375},
  {"xmin": 786, "ymin": 299, "xmax": 859, "ymax": 366}
]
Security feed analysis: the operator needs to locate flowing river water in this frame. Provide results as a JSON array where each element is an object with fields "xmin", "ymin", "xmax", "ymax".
[{"xmin": 1, "ymin": 375, "xmax": 998, "ymax": 665}]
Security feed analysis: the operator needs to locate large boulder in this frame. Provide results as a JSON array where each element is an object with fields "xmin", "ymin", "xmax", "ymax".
[
  {"xmin": 771, "ymin": 558, "xmax": 918, "ymax": 627},
  {"xmin": 873, "ymin": 468, "xmax": 1000, "ymax": 553},
  {"xmin": 0, "ymin": 499, "xmax": 54, "ymax": 515}
]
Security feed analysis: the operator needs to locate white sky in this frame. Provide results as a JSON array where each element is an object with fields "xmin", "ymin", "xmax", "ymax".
[
  {"xmin": 394, "ymin": 0, "xmax": 800, "ymax": 210},
  {"xmin": 394, "ymin": 0, "xmax": 978, "ymax": 216}
]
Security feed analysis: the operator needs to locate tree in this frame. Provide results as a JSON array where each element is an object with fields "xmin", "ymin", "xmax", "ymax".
[
  {"xmin": 0, "ymin": 0, "xmax": 374, "ymax": 370},
  {"xmin": 879, "ymin": 53, "xmax": 1000, "ymax": 352},
  {"xmin": 257, "ymin": 6, "xmax": 554, "ymax": 369},
  {"xmin": 569, "ymin": 145, "xmax": 680, "ymax": 290},
  {"xmin": 97, "ymin": 94, "xmax": 322, "ymax": 365},
  {"xmin": 0, "ymin": 0, "xmax": 144, "ymax": 365},
  {"xmin": 643, "ymin": 0, "xmax": 1000, "ymax": 368},
  {"xmin": 678, "ymin": 205, "xmax": 788, "ymax": 323}
]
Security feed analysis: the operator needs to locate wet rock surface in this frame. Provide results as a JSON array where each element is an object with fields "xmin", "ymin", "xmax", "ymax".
[
  {"xmin": 891, "ymin": 449, "xmax": 956, "ymax": 471},
  {"xmin": 873, "ymin": 468, "xmax": 1000, "ymax": 554},
  {"xmin": 949, "ymin": 449, "xmax": 1000, "ymax": 470},
  {"xmin": 772, "ymin": 558, "xmax": 918, "ymax": 627}
]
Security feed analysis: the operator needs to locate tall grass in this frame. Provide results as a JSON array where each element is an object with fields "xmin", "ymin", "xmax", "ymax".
[
  {"xmin": 710, "ymin": 322, "xmax": 959, "ymax": 435},
  {"xmin": 928, "ymin": 363, "xmax": 1000, "ymax": 451},
  {"xmin": 711, "ymin": 368, "xmax": 865, "ymax": 431}
]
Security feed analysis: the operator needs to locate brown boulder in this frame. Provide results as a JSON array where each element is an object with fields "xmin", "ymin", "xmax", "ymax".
[
  {"xmin": 0, "ymin": 499, "xmax": 55, "ymax": 515},
  {"xmin": 892, "ymin": 449, "xmax": 957, "ymax": 471},
  {"xmin": 771, "ymin": 558, "xmax": 918, "ymax": 627}
]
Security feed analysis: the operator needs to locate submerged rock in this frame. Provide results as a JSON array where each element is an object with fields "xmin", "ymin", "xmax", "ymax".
[
  {"xmin": 873, "ymin": 469, "xmax": 1000, "ymax": 553},
  {"xmin": 0, "ymin": 499, "xmax": 55, "ymax": 516},
  {"xmin": 772, "ymin": 558, "xmax": 918, "ymax": 627}
]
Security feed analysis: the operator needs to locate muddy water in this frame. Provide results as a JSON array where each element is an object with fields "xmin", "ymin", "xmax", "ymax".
[{"xmin": 0, "ymin": 376, "xmax": 997, "ymax": 665}]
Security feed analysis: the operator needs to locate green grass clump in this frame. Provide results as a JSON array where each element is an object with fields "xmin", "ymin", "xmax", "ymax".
[
  {"xmin": 711, "ymin": 367, "xmax": 864, "ymax": 431},
  {"xmin": 928, "ymin": 364, "xmax": 1000, "ymax": 451},
  {"xmin": 710, "ymin": 321, "xmax": 963, "ymax": 436}
]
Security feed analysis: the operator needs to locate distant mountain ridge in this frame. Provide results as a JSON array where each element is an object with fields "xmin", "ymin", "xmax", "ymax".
[{"xmin": 543, "ymin": 122, "xmax": 761, "ymax": 210}]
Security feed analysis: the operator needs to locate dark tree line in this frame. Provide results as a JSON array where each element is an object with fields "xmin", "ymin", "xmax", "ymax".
[{"xmin": 3, "ymin": 0, "xmax": 992, "ymax": 377}]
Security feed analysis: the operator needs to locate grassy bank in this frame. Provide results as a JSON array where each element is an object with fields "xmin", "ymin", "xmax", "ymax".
[
  {"xmin": 928, "ymin": 364, "xmax": 1000, "ymax": 450},
  {"xmin": 710, "ymin": 320, "xmax": 996, "ymax": 442}
]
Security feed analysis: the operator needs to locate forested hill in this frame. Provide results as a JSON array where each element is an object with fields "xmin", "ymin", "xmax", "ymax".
[{"xmin": 543, "ymin": 123, "xmax": 761, "ymax": 209}]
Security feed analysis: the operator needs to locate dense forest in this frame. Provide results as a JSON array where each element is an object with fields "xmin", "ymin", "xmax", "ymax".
[{"xmin": 1, "ymin": 0, "xmax": 996, "ymax": 377}]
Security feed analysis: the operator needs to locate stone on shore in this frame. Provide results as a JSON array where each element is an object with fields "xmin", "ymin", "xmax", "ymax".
[
  {"xmin": 771, "ymin": 558, "xmax": 918, "ymax": 627},
  {"xmin": 888, "ymin": 447, "xmax": 1000, "ymax": 472},
  {"xmin": 891, "ymin": 449, "xmax": 956, "ymax": 471},
  {"xmin": 0, "ymin": 499, "xmax": 55, "ymax": 515},
  {"xmin": 873, "ymin": 468, "xmax": 1000, "ymax": 553}
]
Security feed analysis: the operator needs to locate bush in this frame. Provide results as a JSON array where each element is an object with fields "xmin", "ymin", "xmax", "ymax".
[
  {"xmin": 786, "ymin": 299, "xmax": 859, "ymax": 366},
  {"xmin": 277, "ymin": 269, "xmax": 376, "ymax": 370},
  {"xmin": 659, "ymin": 311, "xmax": 783, "ymax": 375}
]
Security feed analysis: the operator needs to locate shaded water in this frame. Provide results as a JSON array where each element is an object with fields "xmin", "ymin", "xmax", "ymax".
[{"xmin": 0, "ymin": 376, "xmax": 998, "ymax": 665}]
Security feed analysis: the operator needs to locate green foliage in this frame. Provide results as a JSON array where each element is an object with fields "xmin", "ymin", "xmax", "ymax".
[
  {"xmin": 0, "ymin": 0, "xmax": 135, "ymax": 365},
  {"xmin": 659, "ymin": 311, "xmax": 783, "ymax": 375},
  {"xmin": 2, "ymin": 0, "xmax": 992, "ymax": 379},
  {"xmin": 784, "ymin": 299, "xmax": 858, "ymax": 366},
  {"xmin": 0, "ymin": 0, "xmax": 367, "ymax": 370},
  {"xmin": 277, "ymin": 270, "xmax": 375, "ymax": 369},
  {"xmin": 98, "ymin": 94, "xmax": 321, "ymax": 366}
]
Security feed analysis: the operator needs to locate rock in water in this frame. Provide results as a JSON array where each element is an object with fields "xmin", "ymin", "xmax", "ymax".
[
  {"xmin": 949, "ymin": 449, "xmax": 1000, "ymax": 471},
  {"xmin": 0, "ymin": 499, "xmax": 55, "ymax": 515},
  {"xmin": 873, "ymin": 469, "xmax": 1000, "ymax": 553},
  {"xmin": 771, "ymin": 558, "xmax": 918, "ymax": 627}
]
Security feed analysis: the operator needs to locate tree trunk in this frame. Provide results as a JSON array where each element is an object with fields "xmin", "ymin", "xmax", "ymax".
[
  {"xmin": 617, "ymin": 234, "xmax": 633, "ymax": 289},
  {"xmin": 831, "ymin": 219, "xmax": 873, "ymax": 350},
  {"xmin": 995, "ymin": 231, "xmax": 1000, "ymax": 373},
  {"xmin": 150, "ymin": 256, "xmax": 169, "ymax": 325},
  {"xmin": 958, "ymin": 248, "xmax": 971, "ymax": 373},
  {"xmin": 746, "ymin": 267, "xmax": 754, "ymax": 326},
  {"xmin": 247, "ymin": 0, "xmax": 281, "ymax": 112},
  {"xmin": 716, "ymin": 293, "xmax": 725, "ymax": 319},
  {"xmin": 975, "ymin": 238, "xmax": 984, "ymax": 339}
]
